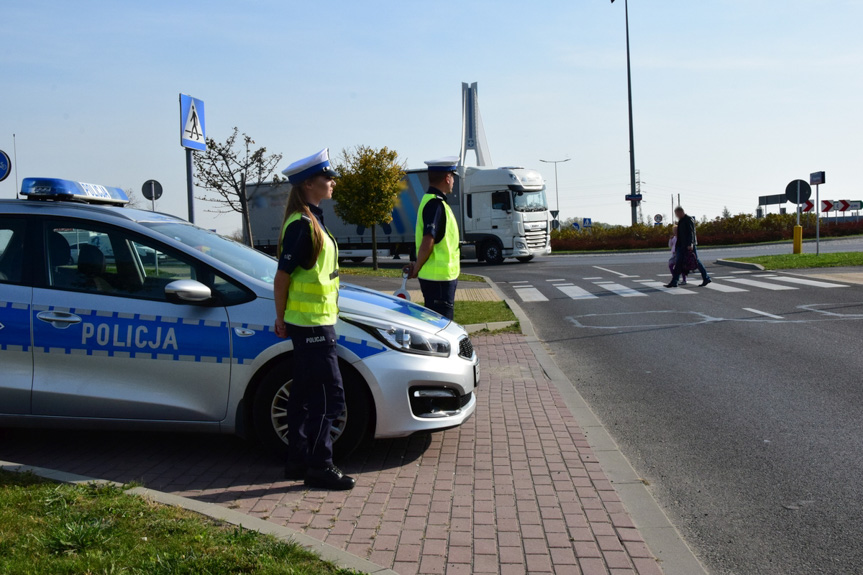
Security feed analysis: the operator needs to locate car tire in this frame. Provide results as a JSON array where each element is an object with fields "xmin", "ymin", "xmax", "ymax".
[
  {"xmin": 252, "ymin": 358, "xmax": 372, "ymax": 461},
  {"xmin": 482, "ymin": 240, "xmax": 505, "ymax": 265},
  {"xmin": 516, "ymin": 255, "xmax": 534, "ymax": 263}
]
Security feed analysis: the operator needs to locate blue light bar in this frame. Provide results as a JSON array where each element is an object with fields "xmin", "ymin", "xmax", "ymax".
[{"xmin": 20, "ymin": 177, "xmax": 130, "ymax": 206}]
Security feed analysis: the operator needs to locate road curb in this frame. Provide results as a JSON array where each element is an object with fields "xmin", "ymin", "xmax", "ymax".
[
  {"xmin": 479, "ymin": 276, "xmax": 709, "ymax": 575},
  {"xmin": 0, "ymin": 460, "xmax": 399, "ymax": 575},
  {"xmin": 714, "ymin": 258, "xmax": 764, "ymax": 271}
]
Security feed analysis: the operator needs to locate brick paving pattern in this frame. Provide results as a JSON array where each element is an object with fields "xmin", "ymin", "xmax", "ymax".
[{"xmin": 0, "ymin": 333, "xmax": 661, "ymax": 575}]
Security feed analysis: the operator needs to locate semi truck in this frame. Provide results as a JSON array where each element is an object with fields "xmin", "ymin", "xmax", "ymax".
[{"xmin": 246, "ymin": 165, "xmax": 552, "ymax": 264}]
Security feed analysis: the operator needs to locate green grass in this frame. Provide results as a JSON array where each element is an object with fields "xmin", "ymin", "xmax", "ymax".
[
  {"xmin": 453, "ymin": 301, "xmax": 517, "ymax": 326},
  {"xmin": 0, "ymin": 470, "xmax": 359, "ymax": 575},
  {"xmin": 730, "ymin": 252, "xmax": 863, "ymax": 270},
  {"xmin": 339, "ymin": 266, "xmax": 484, "ymax": 283},
  {"xmin": 470, "ymin": 322, "xmax": 522, "ymax": 336}
]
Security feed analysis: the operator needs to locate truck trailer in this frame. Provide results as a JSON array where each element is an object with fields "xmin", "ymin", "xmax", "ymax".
[{"xmin": 247, "ymin": 165, "xmax": 552, "ymax": 264}]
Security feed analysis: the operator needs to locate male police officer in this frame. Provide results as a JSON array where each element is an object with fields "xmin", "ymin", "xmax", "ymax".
[{"xmin": 408, "ymin": 157, "xmax": 460, "ymax": 319}]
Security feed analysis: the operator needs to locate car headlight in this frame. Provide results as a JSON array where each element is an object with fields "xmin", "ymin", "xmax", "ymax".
[{"xmin": 343, "ymin": 315, "xmax": 451, "ymax": 357}]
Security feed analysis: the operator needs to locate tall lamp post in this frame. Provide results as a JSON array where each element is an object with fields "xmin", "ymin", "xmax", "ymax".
[
  {"xmin": 612, "ymin": 0, "xmax": 639, "ymax": 226},
  {"xmin": 539, "ymin": 158, "xmax": 570, "ymax": 214}
]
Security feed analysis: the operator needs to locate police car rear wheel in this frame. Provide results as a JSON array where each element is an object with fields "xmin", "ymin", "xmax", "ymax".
[{"xmin": 252, "ymin": 359, "xmax": 371, "ymax": 460}]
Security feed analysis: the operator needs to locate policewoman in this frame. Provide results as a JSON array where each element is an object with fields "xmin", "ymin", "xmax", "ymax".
[
  {"xmin": 408, "ymin": 157, "xmax": 460, "ymax": 319},
  {"xmin": 273, "ymin": 148, "xmax": 355, "ymax": 491}
]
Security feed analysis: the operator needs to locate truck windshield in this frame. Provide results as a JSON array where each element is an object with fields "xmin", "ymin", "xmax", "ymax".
[
  {"xmin": 513, "ymin": 189, "xmax": 548, "ymax": 212},
  {"xmin": 141, "ymin": 221, "xmax": 278, "ymax": 283}
]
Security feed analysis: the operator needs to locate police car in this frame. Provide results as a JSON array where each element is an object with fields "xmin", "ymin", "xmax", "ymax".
[{"xmin": 0, "ymin": 178, "xmax": 478, "ymax": 457}]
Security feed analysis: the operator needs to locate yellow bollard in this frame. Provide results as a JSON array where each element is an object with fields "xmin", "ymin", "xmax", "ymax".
[{"xmin": 793, "ymin": 225, "xmax": 803, "ymax": 254}]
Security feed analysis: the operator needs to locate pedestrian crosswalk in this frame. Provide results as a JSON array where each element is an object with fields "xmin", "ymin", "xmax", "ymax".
[{"xmin": 507, "ymin": 272, "xmax": 849, "ymax": 303}]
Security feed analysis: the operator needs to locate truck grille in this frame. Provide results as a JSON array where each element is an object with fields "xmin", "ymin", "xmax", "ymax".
[
  {"xmin": 458, "ymin": 336, "xmax": 474, "ymax": 359},
  {"xmin": 525, "ymin": 225, "xmax": 548, "ymax": 250}
]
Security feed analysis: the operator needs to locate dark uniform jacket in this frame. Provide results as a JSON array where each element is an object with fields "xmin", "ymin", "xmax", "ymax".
[{"xmin": 677, "ymin": 215, "xmax": 697, "ymax": 250}]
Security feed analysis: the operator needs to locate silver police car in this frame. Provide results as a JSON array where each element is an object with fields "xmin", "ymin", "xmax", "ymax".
[{"xmin": 0, "ymin": 178, "xmax": 478, "ymax": 457}]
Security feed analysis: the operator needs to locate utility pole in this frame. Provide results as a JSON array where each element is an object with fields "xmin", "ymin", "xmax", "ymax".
[
  {"xmin": 539, "ymin": 158, "xmax": 571, "ymax": 213},
  {"xmin": 612, "ymin": 0, "xmax": 639, "ymax": 226}
]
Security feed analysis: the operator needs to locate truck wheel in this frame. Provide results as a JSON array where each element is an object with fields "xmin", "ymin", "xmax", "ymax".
[
  {"xmin": 516, "ymin": 255, "xmax": 534, "ymax": 263},
  {"xmin": 252, "ymin": 358, "xmax": 372, "ymax": 461},
  {"xmin": 482, "ymin": 240, "xmax": 504, "ymax": 265}
]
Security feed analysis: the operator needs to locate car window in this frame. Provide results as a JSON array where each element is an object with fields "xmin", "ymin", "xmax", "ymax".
[
  {"xmin": 492, "ymin": 191, "xmax": 511, "ymax": 211},
  {"xmin": 0, "ymin": 218, "xmax": 27, "ymax": 285}
]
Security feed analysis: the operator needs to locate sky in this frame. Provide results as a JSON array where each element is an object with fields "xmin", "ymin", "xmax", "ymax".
[{"xmin": 2, "ymin": 0, "xmax": 862, "ymax": 232}]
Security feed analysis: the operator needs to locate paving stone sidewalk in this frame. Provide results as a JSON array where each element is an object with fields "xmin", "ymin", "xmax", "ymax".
[{"xmin": 0, "ymin": 333, "xmax": 662, "ymax": 575}]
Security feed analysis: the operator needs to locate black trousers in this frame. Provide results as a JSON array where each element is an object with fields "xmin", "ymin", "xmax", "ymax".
[
  {"xmin": 419, "ymin": 278, "xmax": 458, "ymax": 320},
  {"xmin": 285, "ymin": 324, "xmax": 345, "ymax": 468}
]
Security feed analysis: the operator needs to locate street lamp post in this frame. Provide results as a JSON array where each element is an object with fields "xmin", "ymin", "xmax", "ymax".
[
  {"xmin": 539, "ymin": 158, "xmax": 570, "ymax": 215},
  {"xmin": 612, "ymin": 0, "xmax": 639, "ymax": 226}
]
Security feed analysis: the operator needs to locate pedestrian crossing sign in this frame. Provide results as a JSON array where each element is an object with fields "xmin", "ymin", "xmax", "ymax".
[{"xmin": 179, "ymin": 94, "xmax": 206, "ymax": 151}]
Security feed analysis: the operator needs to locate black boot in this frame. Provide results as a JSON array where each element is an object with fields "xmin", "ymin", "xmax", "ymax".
[{"xmin": 304, "ymin": 465, "xmax": 356, "ymax": 490}]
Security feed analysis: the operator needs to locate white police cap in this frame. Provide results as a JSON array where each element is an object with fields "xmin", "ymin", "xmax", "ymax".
[
  {"xmin": 424, "ymin": 156, "xmax": 459, "ymax": 172},
  {"xmin": 282, "ymin": 148, "xmax": 339, "ymax": 184}
]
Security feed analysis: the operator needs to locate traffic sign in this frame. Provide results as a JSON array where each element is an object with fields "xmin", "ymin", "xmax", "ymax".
[
  {"xmin": 142, "ymin": 180, "xmax": 163, "ymax": 201},
  {"xmin": 571, "ymin": 222, "xmax": 580, "ymax": 231},
  {"xmin": 837, "ymin": 200, "xmax": 851, "ymax": 213},
  {"xmin": 0, "ymin": 150, "xmax": 10, "ymax": 183},
  {"xmin": 801, "ymin": 200, "xmax": 814, "ymax": 213},
  {"xmin": 550, "ymin": 210, "xmax": 559, "ymax": 220},
  {"xmin": 821, "ymin": 200, "xmax": 834, "ymax": 212},
  {"xmin": 785, "ymin": 180, "xmax": 811, "ymax": 204},
  {"xmin": 849, "ymin": 200, "xmax": 863, "ymax": 211},
  {"xmin": 583, "ymin": 218, "xmax": 592, "ymax": 228},
  {"xmin": 759, "ymin": 194, "xmax": 786, "ymax": 206},
  {"xmin": 179, "ymin": 94, "xmax": 206, "ymax": 151},
  {"xmin": 654, "ymin": 214, "xmax": 663, "ymax": 223},
  {"xmin": 810, "ymin": 171, "xmax": 826, "ymax": 185},
  {"xmin": 625, "ymin": 194, "xmax": 643, "ymax": 202}
]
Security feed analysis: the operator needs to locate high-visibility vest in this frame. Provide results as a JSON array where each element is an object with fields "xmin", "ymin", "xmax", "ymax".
[
  {"xmin": 415, "ymin": 192, "xmax": 460, "ymax": 281},
  {"xmin": 281, "ymin": 212, "xmax": 339, "ymax": 327}
]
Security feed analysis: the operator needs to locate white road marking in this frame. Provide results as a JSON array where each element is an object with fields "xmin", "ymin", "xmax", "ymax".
[
  {"xmin": 510, "ymin": 280, "xmax": 529, "ymax": 284},
  {"xmin": 765, "ymin": 276, "xmax": 848, "ymax": 289},
  {"xmin": 638, "ymin": 280, "xmax": 698, "ymax": 294},
  {"xmin": 556, "ymin": 285, "xmax": 599, "ymax": 300},
  {"xmin": 594, "ymin": 282, "xmax": 647, "ymax": 297},
  {"xmin": 514, "ymin": 286, "xmax": 548, "ymax": 302},
  {"xmin": 744, "ymin": 308, "xmax": 784, "ymax": 320},
  {"xmin": 546, "ymin": 278, "xmax": 567, "ymax": 282},
  {"xmin": 704, "ymin": 282, "xmax": 749, "ymax": 293},
  {"xmin": 553, "ymin": 283, "xmax": 575, "ymax": 287},
  {"xmin": 583, "ymin": 276, "xmax": 604, "ymax": 280},
  {"xmin": 593, "ymin": 266, "xmax": 639, "ymax": 278},
  {"xmin": 726, "ymin": 278, "xmax": 797, "ymax": 291},
  {"xmin": 731, "ymin": 270, "xmax": 754, "ymax": 274}
]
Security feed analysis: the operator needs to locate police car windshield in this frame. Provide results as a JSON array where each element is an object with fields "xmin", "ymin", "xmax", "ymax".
[
  {"xmin": 513, "ymin": 189, "xmax": 547, "ymax": 212},
  {"xmin": 140, "ymin": 222, "xmax": 277, "ymax": 283}
]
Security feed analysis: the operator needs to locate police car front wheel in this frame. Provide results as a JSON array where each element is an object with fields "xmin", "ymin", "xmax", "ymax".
[{"xmin": 251, "ymin": 358, "xmax": 372, "ymax": 460}]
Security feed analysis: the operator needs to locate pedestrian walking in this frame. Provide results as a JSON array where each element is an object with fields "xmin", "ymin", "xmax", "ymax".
[
  {"xmin": 273, "ymin": 148, "xmax": 355, "ymax": 491},
  {"xmin": 665, "ymin": 206, "xmax": 711, "ymax": 288},
  {"xmin": 668, "ymin": 225, "xmax": 688, "ymax": 285},
  {"xmin": 407, "ymin": 157, "xmax": 461, "ymax": 319}
]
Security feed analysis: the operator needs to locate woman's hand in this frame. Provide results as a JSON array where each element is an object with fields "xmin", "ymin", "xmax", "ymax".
[{"xmin": 274, "ymin": 318, "xmax": 288, "ymax": 339}]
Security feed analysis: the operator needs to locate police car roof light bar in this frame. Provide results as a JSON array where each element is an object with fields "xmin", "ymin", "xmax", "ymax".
[{"xmin": 20, "ymin": 177, "xmax": 130, "ymax": 206}]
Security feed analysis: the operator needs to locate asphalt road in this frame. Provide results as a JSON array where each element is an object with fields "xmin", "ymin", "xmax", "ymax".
[{"xmin": 470, "ymin": 239, "xmax": 863, "ymax": 575}]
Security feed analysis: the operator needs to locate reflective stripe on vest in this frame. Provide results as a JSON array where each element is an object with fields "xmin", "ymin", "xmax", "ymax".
[
  {"xmin": 281, "ymin": 212, "xmax": 339, "ymax": 327},
  {"xmin": 415, "ymin": 193, "xmax": 460, "ymax": 281}
]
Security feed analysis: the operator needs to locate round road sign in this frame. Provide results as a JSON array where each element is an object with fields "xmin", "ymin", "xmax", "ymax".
[
  {"xmin": 654, "ymin": 214, "xmax": 663, "ymax": 223},
  {"xmin": 785, "ymin": 180, "xmax": 811, "ymax": 204},
  {"xmin": 142, "ymin": 179, "xmax": 163, "ymax": 201},
  {"xmin": 0, "ymin": 150, "xmax": 11, "ymax": 183}
]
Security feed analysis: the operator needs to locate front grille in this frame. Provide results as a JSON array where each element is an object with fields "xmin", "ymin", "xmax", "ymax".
[
  {"xmin": 525, "ymin": 227, "xmax": 548, "ymax": 249},
  {"xmin": 458, "ymin": 392, "xmax": 473, "ymax": 408},
  {"xmin": 458, "ymin": 336, "xmax": 474, "ymax": 359}
]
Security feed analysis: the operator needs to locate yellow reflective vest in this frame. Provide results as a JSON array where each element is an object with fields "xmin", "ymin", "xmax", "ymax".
[
  {"xmin": 281, "ymin": 212, "xmax": 339, "ymax": 327},
  {"xmin": 415, "ymin": 192, "xmax": 460, "ymax": 281}
]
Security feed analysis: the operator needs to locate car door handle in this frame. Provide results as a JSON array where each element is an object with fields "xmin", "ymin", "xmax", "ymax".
[{"xmin": 37, "ymin": 311, "xmax": 83, "ymax": 329}]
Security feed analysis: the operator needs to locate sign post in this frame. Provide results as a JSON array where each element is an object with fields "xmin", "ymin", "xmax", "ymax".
[
  {"xmin": 785, "ymin": 179, "xmax": 811, "ymax": 254},
  {"xmin": 810, "ymin": 171, "xmax": 825, "ymax": 255},
  {"xmin": 179, "ymin": 94, "xmax": 207, "ymax": 224}
]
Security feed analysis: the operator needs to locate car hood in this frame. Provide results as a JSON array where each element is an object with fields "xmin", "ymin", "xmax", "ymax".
[{"xmin": 337, "ymin": 283, "xmax": 451, "ymax": 332}]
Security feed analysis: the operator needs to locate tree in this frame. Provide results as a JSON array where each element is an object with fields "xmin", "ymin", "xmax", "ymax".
[
  {"xmin": 124, "ymin": 188, "xmax": 146, "ymax": 209},
  {"xmin": 193, "ymin": 127, "xmax": 283, "ymax": 246},
  {"xmin": 721, "ymin": 206, "xmax": 732, "ymax": 219},
  {"xmin": 333, "ymin": 146, "xmax": 406, "ymax": 270}
]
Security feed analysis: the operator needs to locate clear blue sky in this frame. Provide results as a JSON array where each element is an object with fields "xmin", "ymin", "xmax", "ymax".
[{"xmin": 2, "ymin": 0, "xmax": 861, "ymax": 231}]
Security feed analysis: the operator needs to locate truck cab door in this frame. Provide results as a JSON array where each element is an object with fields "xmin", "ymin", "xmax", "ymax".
[
  {"xmin": 465, "ymin": 192, "xmax": 491, "ymax": 233},
  {"xmin": 490, "ymin": 191, "xmax": 514, "ymax": 248}
]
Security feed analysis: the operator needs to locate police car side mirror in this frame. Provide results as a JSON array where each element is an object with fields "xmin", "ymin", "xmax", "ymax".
[{"xmin": 165, "ymin": 279, "xmax": 213, "ymax": 304}]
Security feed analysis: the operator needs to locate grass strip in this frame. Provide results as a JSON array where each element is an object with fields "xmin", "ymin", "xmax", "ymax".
[
  {"xmin": 730, "ymin": 252, "xmax": 863, "ymax": 270},
  {"xmin": 454, "ymin": 301, "xmax": 517, "ymax": 326},
  {"xmin": 339, "ymin": 266, "xmax": 484, "ymax": 283}
]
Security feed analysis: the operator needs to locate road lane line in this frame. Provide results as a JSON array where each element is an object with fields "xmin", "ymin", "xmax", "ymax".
[
  {"xmin": 731, "ymin": 270, "xmax": 753, "ymax": 274},
  {"xmin": 546, "ymin": 278, "xmax": 567, "ymax": 282},
  {"xmin": 704, "ymin": 282, "xmax": 749, "ymax": 293},
  {"xmin": 594, "ymin": 282, "xmax": 647, "ymax": 297},
  {"xmin": 726, "ymin": 278, "xmax": 797, "ymax": 291},
  {"xmin": 513, "ymin": 286, "xmax": 548, "ymax": 302},
  {"xmin": 583, "ymin": 277, "xmax": 604, "ymax": 280},
  {"xmin": 765, "ymin": 276, "xmax": 848, "ymax": 288},
  {"xmin": 744, "ymin": 307, "xmax": 784, "ymax": 319},
  {"xmin": 592, "ymin": 266, "xmax": 639, "ymax": 278},
  {"xmin": 556, "ymin": 285, "xmax": 599, "ymax": 300},
  {"xmin": 638, "ymin": 280, "xmax": 698, "ymax": 295}
]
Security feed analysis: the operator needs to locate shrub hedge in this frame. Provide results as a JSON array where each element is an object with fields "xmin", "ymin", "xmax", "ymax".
[{"xmin": 552, "ymin": 214, "xmax": 863, "ymax": 252}]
